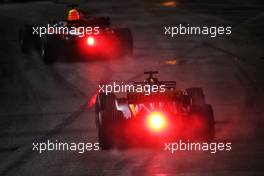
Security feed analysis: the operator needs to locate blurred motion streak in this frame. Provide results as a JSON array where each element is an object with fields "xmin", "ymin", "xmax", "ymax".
[
  {"xmin": 87, "ymin": 89, "xmax": 99, "ymax": 108},
  {"xmin": 161, "ymin": 1, "xmax": 177, "ymax": 7},
  {"xmin": 165, "ymin": 59, "xmax": 177, "ymax": 65}
]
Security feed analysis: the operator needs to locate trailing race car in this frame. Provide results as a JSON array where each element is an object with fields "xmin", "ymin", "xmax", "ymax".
[
  {"xmin": 19, "ymin": 5, "xmax": 133, "ymax": 64},
  {"xmin": 95, "ymin": 71, "xmax": 215, "ymax": 149}
]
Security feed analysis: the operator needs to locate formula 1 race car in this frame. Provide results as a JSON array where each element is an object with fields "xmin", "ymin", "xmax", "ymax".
[
  {"xmin": 95, "ymin": 71, "xmax": 215, "ymax": 149},
  {"xmin": 19, "ymin": 5, "xmax": 133, "ymax": 64}
]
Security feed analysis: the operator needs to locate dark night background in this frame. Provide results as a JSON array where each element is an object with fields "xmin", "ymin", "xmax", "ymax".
[{"xmin": 0, "ymin": 0, "xmax": 263, "ymax": 175}]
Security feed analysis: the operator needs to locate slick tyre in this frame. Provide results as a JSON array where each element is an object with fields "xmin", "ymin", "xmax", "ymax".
[
  {"xmin": 186, "ymin": 87, "xmax": 205, "ymax": 106},
  {"xmin": 202, "ymin": 104, "xmax": 215, "ymax": 140},
  {"xmin": 95, "ymin": 93, "xmax": 116, "ymax": 127},
  {"xmin": 115, "ymin": 28, "xmax": 133, "ymax": 57},
  {"xmin": 41, "ymin": 36, "xmax": 57, "ymax": 65},
  {"xmin": 191, "ymin": 104, "xmax": 215, "ymax": 140},
  {"xmin": 98, "ymin": 111, "xmax": 113, "ymax": 150},
  {"xmin": 95, "ymin": 93, "xmax": 118, "ymax": 149},
  {"xmin": 98, "ymin": 110, "xmax": 123, "ymax": 150},
  {"xmin": 95, "ymin": 93, "xmax": 116, "ymax": 113},
  {"xmin": 19, "ymin": 25, "xmax": 33, "ymax": 54}
]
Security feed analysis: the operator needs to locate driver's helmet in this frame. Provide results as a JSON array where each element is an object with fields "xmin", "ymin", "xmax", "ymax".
[
  {"xmin": 67, "ymin": 8, "xmax": 80, "ymax": 21},
  {"xmin": 146, "ymin": 77, "xmax": 158, "ymax": 83}
]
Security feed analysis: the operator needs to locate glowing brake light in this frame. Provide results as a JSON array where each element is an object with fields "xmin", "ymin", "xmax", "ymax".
[
  {"xmin": 87, "ymin": 37, "xmax": 95, "ymax": 46},
  {"xmin": 146, "ymin": 112, "xmax": 167, "ymax": 132}
]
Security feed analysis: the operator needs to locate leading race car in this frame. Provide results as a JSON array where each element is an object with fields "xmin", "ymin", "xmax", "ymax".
[
  {"xmin": 95, "ymin": 71, "xmax": 215, "ymax": 149},
  {"xmin": 19, "ymin": 5, "xmax": 133, "ymax": 64}
]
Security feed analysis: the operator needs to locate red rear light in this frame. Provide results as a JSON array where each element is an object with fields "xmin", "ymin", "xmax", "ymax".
[
  {"xmin": 87, "ymin": 36, "xmax": 95, "ymax": 46},
  {"xmin": 146, "ymin": 111, "xmax": 167, "ymax": 132}
]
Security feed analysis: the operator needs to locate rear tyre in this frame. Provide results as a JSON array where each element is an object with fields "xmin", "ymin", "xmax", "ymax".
[
  {"xmin": 114, "ymin": 28, "xmax": 133, "ymax": 57},
  {"xmin": 41, "ymin": 36, "xmax": 57, "ymax": 65},
  {"xmin": 203, "ymin": 104, "xmax": 215, "ymax": 140},
  {"xmin": 95, "ymin": 93, "xmax": 116, "ymax": 114},
  {"xmin": 19, "ymin": 25, "xmax": 33, "ymax": 54},
  {"xmin": 98, "ymin": 110, "xmax": 124, "ymax": 150},
  {"xmin": 98, "ymin": 111, "xmax": 113, "ymax": 150},
  {"xmin": 191, "ymin": 104, "xmax": 215, "ymax": 140},
  {"xmin": 186, "ymin": 87, "xmax": 205, "ymax": 106},
  {"xmin": 95, "ymin": 93, "xmax": 123, "ymax": 149}
]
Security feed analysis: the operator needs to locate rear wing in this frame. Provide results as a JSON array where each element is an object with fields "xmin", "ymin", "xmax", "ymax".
[
  {"xmin": 128, "ymin": 71, "xmax": 177, "ymax": 104},
  {"xmin": 136, "ymin": 71, "xmax": 176, "ymax": 90},
  {"xmin": 127, "ymin": 91, "xmax": 176, "ymax": 104},
  {"xmin": 87, "ymin": 17, "xmax": 110, "ymax": 27},
  {"xmin": 133, "ymin": 81, "xmax": 176, "ymax": 90}
]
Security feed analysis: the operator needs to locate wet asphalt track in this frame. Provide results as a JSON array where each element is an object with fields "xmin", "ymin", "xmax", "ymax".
[{"xmin": 0, "ymin": 1, "xmax": 264, "ymax": 176}]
